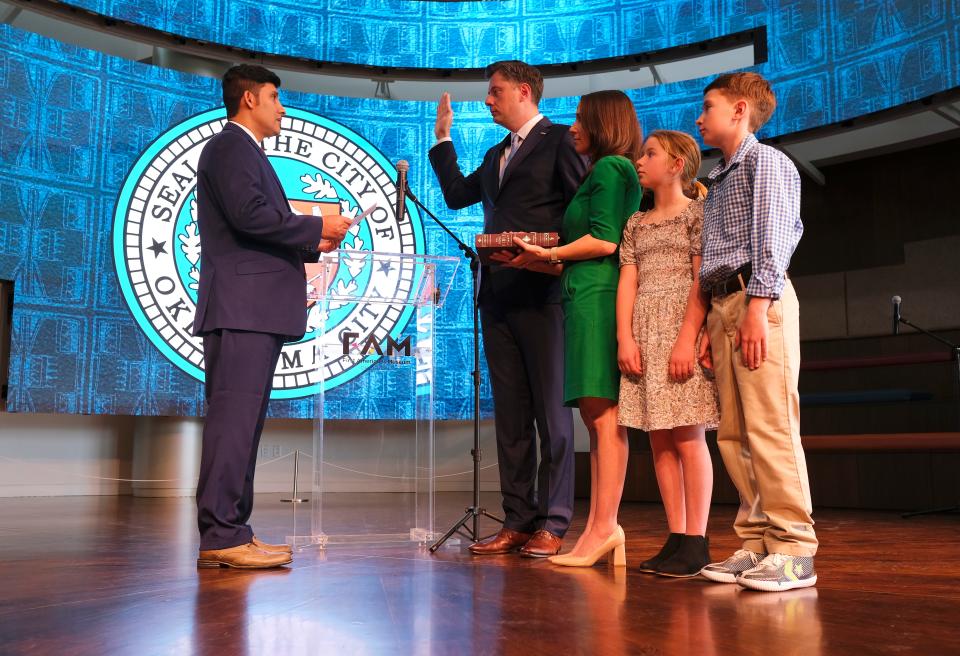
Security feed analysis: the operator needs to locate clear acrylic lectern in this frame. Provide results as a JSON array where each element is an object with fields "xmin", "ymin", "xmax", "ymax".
[{"xmin": 287, "ymin": 251, "xmax": 459, "ymax": 548}]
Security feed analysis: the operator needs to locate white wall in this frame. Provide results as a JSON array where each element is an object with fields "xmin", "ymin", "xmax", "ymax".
[
  {"xmin": 0, "ymin": 413, "xmax": 136, "ymax": 496},
  {"xmin": 0, "ymin": 413, "xmax": 592, "ymax": 498},
  {"xmin": 250, "ymin": 419, "xmax": 509, "ymax": 494}
]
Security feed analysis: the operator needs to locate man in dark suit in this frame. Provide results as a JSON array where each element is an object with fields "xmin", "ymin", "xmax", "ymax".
[
  {"xmin": 429, "ymin": 60, "xmax": 586, "ymax": 557},
  {"xmin": 193, "ymin": 65, "xmax": 350, "ymax": 569}
]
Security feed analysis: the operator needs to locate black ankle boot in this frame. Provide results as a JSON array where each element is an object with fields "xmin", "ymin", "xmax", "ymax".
[
  {"xmin": 657, "ymin": 535, "xmax": 711, "ymax": 578},
  {"xmin": 638, "ymin": 533, "xmax": 684, "ymax": 573}
]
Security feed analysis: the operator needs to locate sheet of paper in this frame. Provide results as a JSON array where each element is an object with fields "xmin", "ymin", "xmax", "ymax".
[{"xmin": 349, "ymin": 203, "xmax": 378, "ymax": 227}]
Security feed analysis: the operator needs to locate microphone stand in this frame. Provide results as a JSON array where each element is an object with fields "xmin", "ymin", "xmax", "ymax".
[
  {"xmin": 400, "ymin": 188, "xmax": 504, "ymax": 551},
  {"xmin": 894, "ymin": 314, "xmax": 960, "ymax": 517}
]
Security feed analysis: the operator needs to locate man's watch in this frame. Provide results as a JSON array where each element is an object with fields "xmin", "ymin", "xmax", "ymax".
[{"xmin": 548, "ymin": 247, "xmax": 560, "ymax": 264}]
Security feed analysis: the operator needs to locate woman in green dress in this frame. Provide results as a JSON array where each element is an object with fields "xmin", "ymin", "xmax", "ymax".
[{"xmin": 497, "ymin": 90, "xmax": 642, "ymax": 567}]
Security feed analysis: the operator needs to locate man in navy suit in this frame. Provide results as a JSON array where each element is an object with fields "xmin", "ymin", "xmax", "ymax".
[
  {"xmin": 193, "ymin": 65, "xmax": 350, "ymax": 569},
  {"xmin": 429, "ymin": 61, "xmax": 586, "ymax": 557}
]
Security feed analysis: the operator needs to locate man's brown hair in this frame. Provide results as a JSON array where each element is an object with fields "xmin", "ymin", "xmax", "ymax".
[
  {"xmin": 704, "ymin": 72, "xmax": 776, "ymax": 132},
  {"xmin": 577, "ymin": 90, "xmax": 642, "ymax": 165},
  {"xmin": 222, "ymin": 64, "xmax": 282, "ymax": 118},
  {"xmin": 485, "ymin": 60, "xmax": 544, "ymax": 104}
]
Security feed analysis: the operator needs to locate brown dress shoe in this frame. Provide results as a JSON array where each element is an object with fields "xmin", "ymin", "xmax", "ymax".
[
  {"xmin": 252, "ymin": 535, "xmax": 293, "ymax": 554},
  {"xmin": 468, "ymin": 527, "xmax": 532, "ymax": 555},
  {"xmin": 197, "ymin": 543, "xmax": 292, "ymax": 569},
  {"xmin": 519, "ymin": 529, "xmax": 562, "ymax": 558}
]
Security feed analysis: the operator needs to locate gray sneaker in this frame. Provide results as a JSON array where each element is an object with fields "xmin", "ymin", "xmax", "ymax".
[
  {"xmin": 737, "ymin": 553, "xmax": 817, "ymax": 592},
  {"xmin": 700, "ymin": 548, "xmax": 765, "ymax": 583}
]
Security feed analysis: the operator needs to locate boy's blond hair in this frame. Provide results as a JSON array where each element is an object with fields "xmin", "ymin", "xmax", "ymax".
[{"xmin": 704, "ymin": 72, "xmax": 776, "ymax": 132}]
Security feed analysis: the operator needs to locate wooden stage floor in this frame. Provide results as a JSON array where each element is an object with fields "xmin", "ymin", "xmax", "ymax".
[{"xmin": 0, "ymin": 493, "xmax": 957, "ymax": 655}]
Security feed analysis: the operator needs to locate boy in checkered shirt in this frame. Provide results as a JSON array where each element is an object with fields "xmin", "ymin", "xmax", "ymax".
[{"xmin": 695, "ymin": 72, "xmax": 817, "ymax": 592}]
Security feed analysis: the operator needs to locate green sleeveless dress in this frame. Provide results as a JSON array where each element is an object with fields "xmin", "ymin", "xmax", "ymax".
[{"xmin": 560, "ymin": 155, "xmax": 641, "ymax": 406}]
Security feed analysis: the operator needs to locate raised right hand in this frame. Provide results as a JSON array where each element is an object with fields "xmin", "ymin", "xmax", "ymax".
[
  {"xmin": 618, "ymin": 339, "xmax": 643, "ymax": 376},
  {"xmin": 320, "ymin": 214, "xmax": 351, "ymax": 243},
  {"xmin": 435, "ymin": 92, "xmax": 453, "ymax": 141}
]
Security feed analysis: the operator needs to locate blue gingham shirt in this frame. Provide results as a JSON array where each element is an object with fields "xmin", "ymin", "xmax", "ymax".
[{"xmin": 700, "ymin": 133, "xmax": 803, "ymax": 299}]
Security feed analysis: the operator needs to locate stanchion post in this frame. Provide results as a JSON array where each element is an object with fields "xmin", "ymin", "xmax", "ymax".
[{"xmin": 281, "ymin": 449, "xmax": 308, "ymax": 503}]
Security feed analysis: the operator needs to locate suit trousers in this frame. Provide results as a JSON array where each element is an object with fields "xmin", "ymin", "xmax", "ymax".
[
  {"xmin": 480, "ymin": 302, "xmax": 574, "ymax": 536},
  {"xmin": 706, "ymin": 280, "xmax": 818, "ymax": 557},
  {"xmin": 196, "ymin": 328, "xmax": 284, "ymax": 550}
]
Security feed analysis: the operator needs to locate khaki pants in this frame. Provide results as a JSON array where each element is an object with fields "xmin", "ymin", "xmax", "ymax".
[{"xmin": 706, "ymin": 280, "xmax": 817, "ymax": 556}]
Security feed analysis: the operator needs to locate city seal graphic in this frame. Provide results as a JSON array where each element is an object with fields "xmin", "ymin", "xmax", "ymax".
[{"xmin": 112, "ymin": 107, "xmax": 425, "ymax": 399}]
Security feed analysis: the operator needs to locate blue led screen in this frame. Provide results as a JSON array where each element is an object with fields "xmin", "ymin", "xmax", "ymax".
[
  {"xmin": 0, "ymin": 23, "xmax": 517, "ymax": 419},
  {"xmin": 55, "ymin": 0, "xmax": 960, "ymax": 131},
  {"xmin": 1, "ymin": 3, "xmax": 959, "ymax": 418}
]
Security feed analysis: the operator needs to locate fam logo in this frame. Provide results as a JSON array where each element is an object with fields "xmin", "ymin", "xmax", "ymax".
[{"xmin": 112, "ymin": 107, "xmax": 425, "ymax": 399}]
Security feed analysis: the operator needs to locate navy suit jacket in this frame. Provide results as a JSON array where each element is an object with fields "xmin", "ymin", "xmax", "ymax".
[
  {"xmin": 429, "ymin": 117, "xmax": 586, "ymax": 307},
  {"xmin": 193, "ymin": 122, "xmax": 326, "ymax": 341}
]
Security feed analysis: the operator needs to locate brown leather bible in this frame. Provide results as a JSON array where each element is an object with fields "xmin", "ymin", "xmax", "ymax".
[{"xmin": 475, "ymin": 232, "xmax": 560, "ymax": 265}]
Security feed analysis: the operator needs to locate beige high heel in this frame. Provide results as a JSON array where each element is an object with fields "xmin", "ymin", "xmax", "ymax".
[{"xmin": 550, "ymin": 525, "xmax": 626, "ymax": 567}]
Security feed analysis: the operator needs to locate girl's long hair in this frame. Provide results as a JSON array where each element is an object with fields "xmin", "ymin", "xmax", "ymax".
[{"xmin": 646, "ymin": 130, "xmax": 707, "ymax": 200}]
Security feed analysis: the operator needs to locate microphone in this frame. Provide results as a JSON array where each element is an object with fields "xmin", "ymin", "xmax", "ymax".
[
  {"xmin": 394, "ymin": 160, "xmax": 409, "ymax": 224},
  {"xmin": 892, "ymin": 295, "xmax": 902, "ymax": 335}
]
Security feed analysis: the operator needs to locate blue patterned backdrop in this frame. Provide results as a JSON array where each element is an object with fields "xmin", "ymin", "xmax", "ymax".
[
  {"xmin": 0, "ymin": 23, "xmax": 512, "ymax": 419},
  {"xmin": 1, "ymin": 0, "xmax": 959, "ymax": 418},
  {"xmin": 52, "ymin": 0, "xmax": 960, "ymax": 130}
]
